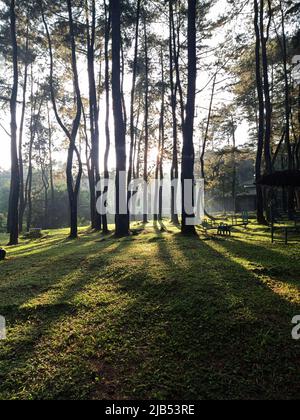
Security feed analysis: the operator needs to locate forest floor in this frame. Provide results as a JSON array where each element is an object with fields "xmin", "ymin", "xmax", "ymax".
[{"xmin": 0, "ymin": 221, "xmax": 300, "ymax": 400}]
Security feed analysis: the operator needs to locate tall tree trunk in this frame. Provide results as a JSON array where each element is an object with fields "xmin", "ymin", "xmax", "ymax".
[
  {"xmin": 8, "ymin": 0, "xmax": 20, "ymax": 246},
  {"xmin": 296, "ymin": 88, "xmax": 300, "ymax": 208},
  {"xmin": 102, "ymin": 0, "xmax": 111, "ymax": 234},
  {"xmin": 85, "ymin": 0, "xmax": 96, "ymax": 230},
  {"xmin": 231, "ymin": 117, "xmax": 237, "ymax": 212},
  {"xmin": 159, "ymin": 62, "xmax": 165, "ymax": 222},
  {"xmin": 143, "ymin": 17, "xmax": 149, "ymax": 224},
  {"xmin": 279, "ymin": 0, "xmax": 294, "ymax": 216},
  {"xmin": 121, "ymin": 40, "xmax": 127, "ymax": 135},
  {"xmin": 169, "ymin": 0, "xmax": 179, "ymax": 225},
  {"xmin": 133, "ymin": 92, "xmax": 142, "ymax": 179},
  {"xmin": 200, "ymin": 75, "xmax": 216, "ymax": 180},
  {"xmin": 254, "ymin": 0, "xmax": 267, "ymax": 225},
  {"xmin": 25, "ymin": 69, "xmax": 35, "ymax": 233},
  {"xmin": 47, "ymin": 101, "xmax": 55, "ymax": 228},
  {"xmin": 279, "ymin": 0, "xmax": 292, "ymax": 169},
  {"xmin": 260, "ymin": 0, "xmax": 272, "ymax": 174},
  {"xmin": 181, "ymin": 0, "xmax": 197, "ymax": 235},
  {"xmin": 83, "ymin": 105, "xmax": 97, "ymax": 230},
  {"xmin": 296, "ymin": 85, "xmax": 300, "ymax": 170},
  {"xmin": 41, "ymin": 0, "xmax": 82, "ymax": 239},
  {"xmin": 111, "ymin": 0, "xmax": 129, "ymax": 237},
  {"xmin": 154, "ymin": 47, "xmax": 165, "ymax": 222},
  {"xmin": 172, "ymin": 0, "xmax": 185, "ymax": 129},
  {"xmin": 86, "ymin": 0, "xmax": 101, "ymax": 231},
  {"xmin": 25, "ymin": 89, "xmax": 43, "ymax": 232},
  {"xmin": 66, "ymin": 0, "xmax": 83, "ymax": 239},
  {"xmin": 128, "ymin": 0, "xmax": 141, "ymax": 188},
  {"xmin": 136, "ymin": 119, "xmax": 144, "ymax": 179},
  {"xmin": 39, "ymin": 146, "xmax": 49, "ymax": 229},
  {"xmin": 18, "ymin": 24, "xmax": 29, "ymax": 233},
  {"xmin": 82, "ymin": 106, "xmax": 94, "ymax": 228},
  {"xmin": 127, "ymin": 0, "xmax": 141, "ymax": 223}
]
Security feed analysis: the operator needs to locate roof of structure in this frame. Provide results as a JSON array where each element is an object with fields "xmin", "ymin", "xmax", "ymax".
[{"xmin": 258, "ymin": 170, "xmax": 300, "ymax": 187}]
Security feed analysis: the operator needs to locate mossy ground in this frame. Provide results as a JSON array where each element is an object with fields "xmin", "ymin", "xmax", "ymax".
[{"xmin": 0, "ymin": 221, "xmax": 299, "ymax": 400}]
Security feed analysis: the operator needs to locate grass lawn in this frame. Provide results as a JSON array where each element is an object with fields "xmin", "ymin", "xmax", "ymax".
[{"xmin": 0, "ymin": 221, "xmax": 299, "ymax": 400}]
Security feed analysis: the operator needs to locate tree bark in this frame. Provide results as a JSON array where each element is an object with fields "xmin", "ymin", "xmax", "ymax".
[
  {"xmin": 102, "ymin": 0, "xmax": 111, "ymax": 234},
  {"xmin": 121, "ymin": 40, "xmax": 127, "ymax": 135},
  {"xmin": 172, "ymin": 0, "xmax": 185, "ymax": 130},
  {"xmin": 25, "ymin": 69, "xmax": 36, "ymax": 232},
  {"xmin": 254, "ymin": 0, "xmax": 267, "ymax": 225},
  {"xmin": 111, "ymin": 0, "xmax": 129, "ymax": 236},
  {"xmin": 133, "ymin": 92, "xmax": 142, "ymax": 179},
  {"xmin": 66, "ymin": 0, "xmax": 83, "ymax": 239},
  {"xmin": 200, "ymin": 75, "xmax": 216, "ymax": 180},
  {"xmin": 47, "ymin": 101, "xmax": 55, "ymax": 228},
  {"xmin": 154, "ymin": 47, "xmax": 165, "ymax": 222},
  {"xmin": 128, "ymin": 0, "xmax": 141, "ymax": 188},
  {"xmin": 231, "ymin": 117, "xmax": 237, "ymax": 212},
  {"xmin": 18, "ymin": 24, "xmax": 29, "ymax": 233},
  {"xmin": 181, "ymin": 0, "xmax": 197, "ymax": 235},
  {"xmin": 143, "ymin": 16, "xmax": 149, "ymax": 224},
  {"xmin": 279, "ymin": 0, "xmax": 294, "ymax": 216},
  {"xmin": 169, "ymin": 0, "xmax": 179, "ymax": 225},
  {"xmin": 8, "ymin": 0, "xmax": 20, "ymax": 246},
  {"xmin": 41, "ymin": 0, "xmax": 83, "ymax": 239},
  {"xmin": 86, "ymin": 0, "xmax": 101, "ymax": 231},
  {"xmin": 279, "ymin": 0, "xmax": 292, "ymax": 169},
  {"xmin": 260, "ymin": 0, "xmax": 272, "ymax": 174}
]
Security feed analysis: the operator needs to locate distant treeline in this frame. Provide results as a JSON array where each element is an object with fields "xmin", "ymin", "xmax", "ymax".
[{"xmin": 0, "ymin": 169, "xmax": 90, "ymax": 232}]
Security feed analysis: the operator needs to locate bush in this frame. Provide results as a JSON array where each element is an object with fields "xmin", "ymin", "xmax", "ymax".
[
  {"xmin": 23, "ymin": 229, "xmax": 43, "ymax": 240},
  {"xmin": 0, "ymin": 213, "xmax": 6, "ymax": 233}
]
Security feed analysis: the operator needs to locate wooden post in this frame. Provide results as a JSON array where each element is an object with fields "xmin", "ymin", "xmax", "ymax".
[
  {"xmin": 270, "ymin": 206, "xmax": 274, "ymax": 244},
  {"xmin": 285, "ymin": 228, "xmax": 288, "ymax": 245}
]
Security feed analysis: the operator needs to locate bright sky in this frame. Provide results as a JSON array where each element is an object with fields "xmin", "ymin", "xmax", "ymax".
[
  {"xmin": 0, "ymin": 0, "xmax": 249, "ymax": 172},
  {"xmin": 0, "ymin": 127, "xmax": 11, "ymax": 170}
]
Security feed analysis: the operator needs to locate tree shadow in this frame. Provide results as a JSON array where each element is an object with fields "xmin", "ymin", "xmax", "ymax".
[
  {"xmin": 0, "ymin": 235, "xmax": 135, "ymax": 399},
  {"xmin": 217, "ymin": 236, "xmax": 300, "ymax": 289},
  {"xmin": 88, "ymin": 232, "xmax": 300, "ymax": 399},
  {"xmin": 1, "ymin": 229, "xmax": 300, "ymax": 400},
  {"xmin": 0, "ymin": 233, "xmax": 135, "ymax": 308},
  {"xmin": 153, "ymin": 219, "xmax": 172, "ymax": 234}
]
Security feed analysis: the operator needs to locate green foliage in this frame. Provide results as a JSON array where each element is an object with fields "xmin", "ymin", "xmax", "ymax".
[
  {"xmin": 0, "ymin": 213, "xmax": 6, "ymax": 232},
  {"xmin": 0, "ymin": 170, "xmax": 91, "ymax": 231},
  {"xmin": 0, "ymin": 170, "xmax": 9, "ymax": 224},
  {"xmin": 22, "ymin": 228, "xmax": 43, "ymax": 239}
]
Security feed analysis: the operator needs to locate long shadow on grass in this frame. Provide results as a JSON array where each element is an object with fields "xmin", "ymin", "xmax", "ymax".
[
  {"xmin": 88, "ymin": 232, "xmax": 300, "ymax": 400},
  {"xmin": 1, "ymin": 231, "xmax": 300, "ymax": 400},
  {"xmin": 0, "ymin": 236, "xmax": 135, "ymax": 399},
  {"xmin": 218, "ymin": 236, "xmax": 300, "ymax": 288},
  {"xmin": 0, "ymin": 234, "xmax": 136, "ymax": 308},
  {"xmin": 0, "ymin": 233, "xmax": 121, "ymax": 306},
  {"xmin": 7, "ymin": 236, "xmax": 67, "ymax": 257}
]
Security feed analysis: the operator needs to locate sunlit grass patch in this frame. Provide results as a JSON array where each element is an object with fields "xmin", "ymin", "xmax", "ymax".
[{"xmin": 0, "ymin": 221, "xmax": 300, "ymax": 400}]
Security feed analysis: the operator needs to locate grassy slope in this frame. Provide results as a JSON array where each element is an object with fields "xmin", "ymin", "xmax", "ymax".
[{"xmin": 0, "ymin": 222, "xmax": 299, "ymax": 400}]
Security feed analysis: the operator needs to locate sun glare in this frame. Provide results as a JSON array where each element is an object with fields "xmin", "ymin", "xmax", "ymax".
[{"xmin": 149, "ymin": 147, "xmax": 159, "ymax": 166}]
